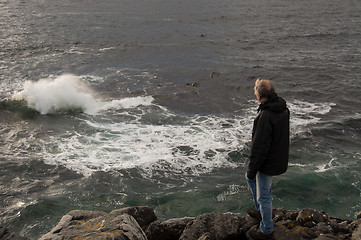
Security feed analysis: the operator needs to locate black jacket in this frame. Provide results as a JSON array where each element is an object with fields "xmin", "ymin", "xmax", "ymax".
[{"xmin": 247, "ymin": 93, "xmax": 290, "ymax": 179}]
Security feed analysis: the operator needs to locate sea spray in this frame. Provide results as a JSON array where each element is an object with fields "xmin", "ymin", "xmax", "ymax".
[
  {"xmin": 13, "ymin": 74, "xmax": 155, "ymax": 115},
  {"xmin": 14, "ymin": 74, "xmax": 99, "ymax": 114}
]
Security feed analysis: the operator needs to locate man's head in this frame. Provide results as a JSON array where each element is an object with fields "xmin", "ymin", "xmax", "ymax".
[{"xmin": 254, "ymin": 79, "xmax": 275, "ymax": 103}]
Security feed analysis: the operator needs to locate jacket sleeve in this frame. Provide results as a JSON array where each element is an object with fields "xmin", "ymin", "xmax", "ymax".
[{"xmin": 247, "ymin": 110, "xmax": 273, "ymax": 178}]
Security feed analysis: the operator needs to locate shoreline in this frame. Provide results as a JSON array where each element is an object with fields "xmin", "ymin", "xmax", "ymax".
[{"xmin": 4, "ymin": 206, "xmax": 359, "ymax": 240}]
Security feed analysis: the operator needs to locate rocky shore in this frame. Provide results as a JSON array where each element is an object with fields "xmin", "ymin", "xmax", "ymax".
[{"xmin": 2, "ymin": 206, "xmax": 360, "ymax": 240}]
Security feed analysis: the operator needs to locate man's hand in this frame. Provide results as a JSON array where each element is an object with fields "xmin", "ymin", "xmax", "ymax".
[{"xmin": 247, "ymin": 171, "xmax": 256, "ymax": 180}]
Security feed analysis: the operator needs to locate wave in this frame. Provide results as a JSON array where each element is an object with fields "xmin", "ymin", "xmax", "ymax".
[{"xmin": 13, "ymin": 74, "xmax": 154, "ymax": 115}]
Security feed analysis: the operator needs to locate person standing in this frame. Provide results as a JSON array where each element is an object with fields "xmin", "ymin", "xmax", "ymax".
[{"xmin": 245, "ymin": 79, "xmax": 290, "ymax": 239}]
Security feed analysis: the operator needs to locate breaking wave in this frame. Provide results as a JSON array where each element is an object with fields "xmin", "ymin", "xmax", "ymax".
[{"xmin": 13, "ymin": 74, "xmax": 154, "ymax": 115}]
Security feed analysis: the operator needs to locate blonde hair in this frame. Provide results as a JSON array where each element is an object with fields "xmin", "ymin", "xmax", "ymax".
[{"xmin": 254, "ymin": 79, "xmax": 275, "ymax": 99}]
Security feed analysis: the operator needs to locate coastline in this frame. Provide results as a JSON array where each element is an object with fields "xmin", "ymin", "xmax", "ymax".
[{"xmin": 4, "ymin": 206, "xmax": 360, "ymax": 240}]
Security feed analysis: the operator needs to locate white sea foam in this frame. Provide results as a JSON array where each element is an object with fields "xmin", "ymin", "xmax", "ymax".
[
  {"xmin": 42, "ymin": 113, "xmax": 252, "ymax": 176},
  {"xmin": 34, "ymin": 88, "xmax": 335, "ymax": 176},
  {"xmin": 97, "ymin": 96, "xmax": 155, "ymax": 111},
  {"xmin": 288, "ymin": 100, "xmax": 335, "ymax": 136},
  {"xmin": 13, "ymin": 74, "xmax": 154, "ymax": 115},
  {"xmin": 315, "ymin": 156, "xmax": 339, "ymax": 172}
]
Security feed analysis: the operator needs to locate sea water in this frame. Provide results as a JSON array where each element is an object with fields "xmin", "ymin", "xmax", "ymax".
[{"xmin": 0, "ymin": 0, "xmax": 360, "ymax": 239}]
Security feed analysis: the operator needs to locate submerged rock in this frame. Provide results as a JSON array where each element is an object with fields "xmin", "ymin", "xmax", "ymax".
[{"xmin": 39, "ymin": 206, "xmax": 361, "ymax": 240}]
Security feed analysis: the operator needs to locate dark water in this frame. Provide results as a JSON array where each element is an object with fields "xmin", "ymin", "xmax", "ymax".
[{"xmin": 1, "ymin": 0, "xmax": 360, "ymax": 239}]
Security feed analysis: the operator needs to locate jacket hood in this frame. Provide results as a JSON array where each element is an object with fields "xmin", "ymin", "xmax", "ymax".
[{"xmin": 258, "ymin": 93, "xmax": 287, "ymax": 113}]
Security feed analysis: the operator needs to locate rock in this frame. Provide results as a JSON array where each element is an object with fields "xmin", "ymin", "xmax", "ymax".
[
  {"xmin": 198, "ymin": 232, "xmax": 211, "ymax": 240},
  {"xmin": 179, "ymin": 212, "xmax": 242, "ymax": 240},
  {"xmin": 210, "ymin": 72, "xmax": 221, "ymax": 78},
  {"xmin": 39, "ymin": 215, "xmax": 72, "ymax": 240},
  {"xmin": 350, "ymin": 219, "xmax": 361, "ymax": 230},
  {"xmin": 67, "ymin": 209, "xmax": 106, "ymax": 220},
  {"xmin": 40, "ymin": 208, "xmax": 152, "ymax": 240},
  {"xmin": 0, "ymin": 226, "xmax": 29, "ymax": 240},
  {"xmin": 145, "ymin": 217, "xmax": 194, "ymax": 240},
  {"xmin": 272, "ymin": 220, "xmax": 316, "ymax": 240},
  {"xmin": 39, "ymin": 207, "xmax": 361, "ymax": 240},
  {"xmin": 110, "ymin": 206, "xmax": 157, "ymax": 230},
  {"xmin": 357, "ymin": 211, "xmax": 361, "ymax": 219},
  {"xmin": 186, "ymin": 82, "xmax": 200, "ymax": 87},
  {"xmin": 351, "ymin": 223, "xmax": 361, "ymax": 240},
  {"xmin": 239, "ymin": 216, "xmax": 259, "ymax": 236},
  {"xmin": 41, "ymin": 213, "xmax": 147, "ymax": 240},
  {"xmin": 314, "ymin": 233, "xmax": 338, "ymax": 240},
  {"xmin": 284, "ymin": 210, "xmax": 299, "ymax": 220},
  {"xmin": 314, "ymin": 222, "xmax": 333, "ymax": 235},
  {"xmin": 272, "ymin": 208, "xmax": 286, "ymax": 222},
  {"xmin": 272, "ymin": 227, "xmax": 296, "ymax": 240},
  {"xmin": 296, "ymin": 208, "xmax": 327, "ymax": 226},
  {"xmin": 330, "ymin": 220, "xmax": 351, "ymax": 234}
]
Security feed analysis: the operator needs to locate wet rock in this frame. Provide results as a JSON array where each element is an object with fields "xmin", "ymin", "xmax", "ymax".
[
  {"xmin": 227, "ymin": 150, "xmax": 243, "ymax": 162},
  {"xmin": 186, "ymin": 82, "xmax": 200, "ymax": 87},
  {"xmin": 210, "ymin": 72, "xmax": 221, "ymax": 78}
]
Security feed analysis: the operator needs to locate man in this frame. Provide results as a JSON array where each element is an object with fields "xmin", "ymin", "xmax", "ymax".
[{"xmin": 246, "ymin": 79, "xmax": 290, "ymax": 239}]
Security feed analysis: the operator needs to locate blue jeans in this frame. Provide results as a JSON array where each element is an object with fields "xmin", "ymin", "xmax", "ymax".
[{"xmin": 245, "ymin": 172, "xmax": 273, "ymax": 234}]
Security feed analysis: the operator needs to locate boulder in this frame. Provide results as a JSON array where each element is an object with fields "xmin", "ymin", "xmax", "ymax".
[
  {"xmin": 179, "ymin": 212, "xmax": 242, "ymax": 240},
  {"xmin": 145, "ymin": 217, "xmax": 194, "ymax": 240},
  {"xmin": 39, "ymin": 211, "xmax": 108, "ymax": 240},
  {"xmin": 41, "ymin": 213, "xmax": 147, "ymax": 240},
  {"xmin": 40, "ymin": 208, "xmax": 152, "ymax": 240},
  {"xmin": 110, "ymin": 206, "xmax": 157, "ymax": 230}
]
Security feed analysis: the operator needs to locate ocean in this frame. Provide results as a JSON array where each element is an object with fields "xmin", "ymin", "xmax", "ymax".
[{"xmin": 0, "ymin": 0, "xmax": 360, "ymax": 239}]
